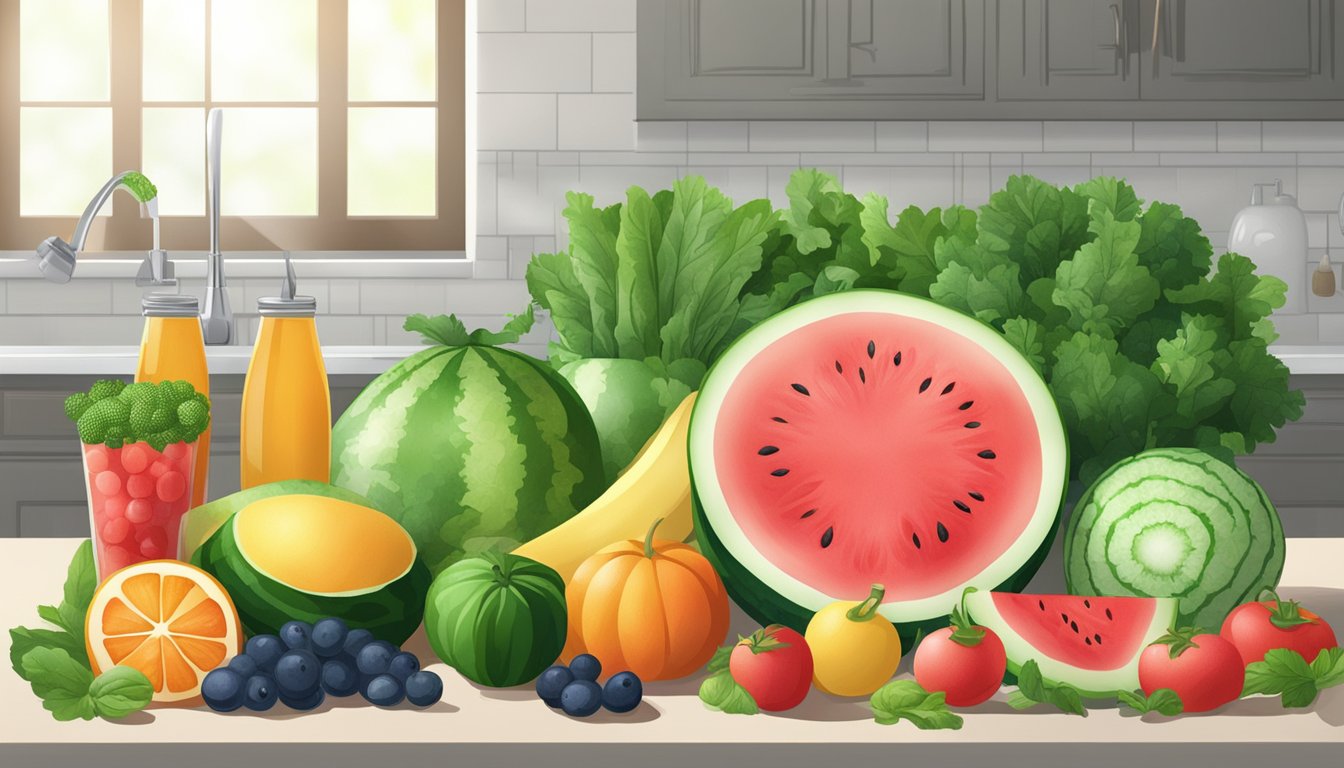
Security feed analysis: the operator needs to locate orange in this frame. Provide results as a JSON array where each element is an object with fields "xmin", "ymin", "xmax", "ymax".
[{"xmin": 85, "ymin": 560, "xmax": 242, "ymax": 704}]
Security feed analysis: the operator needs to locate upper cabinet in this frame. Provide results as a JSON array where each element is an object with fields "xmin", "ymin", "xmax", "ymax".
[{"xmin": 637, "ymin": 0, "xmax": 1344, "ymax": 119}]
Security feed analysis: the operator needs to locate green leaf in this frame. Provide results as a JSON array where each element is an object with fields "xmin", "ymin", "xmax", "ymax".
[
  {"xmin": 1223, "ymin": 338, "xmax": 1305, "ymax": 448},
  {"xmin": 1011, "ymin": 660, "xmax": 1088, "ymax": 716},
  {"xmin": 1310, "ymin": 647, "xmax": 1344, "ymax": 689},
  {"xmin": 1052, "ymin": 211, "xmax": 1158, "ymax": 336},
  {"xmin": 1167, "ymin": 252, "xmax": 1287, "ymax": 342},
  {"xmin": 527, "ymin": 250, "xmax": 596, "ymax": 359},
  {"xmin": 1051, "ymin": 331, "xmax": 1164, "ymax": 460},
  {"xmin": 19, "ymin": 647, "xmax": 95, "ymax": 721},
  {"xmin": 976, "ymin": 174, "xmax": 1091, "ymax": 284},
  {"xmin": 859, "ymin": 197, "xmax": 947, "ymax": 296},
  {"xmin": 870, "ymin": 680, "xmax": 964, "ymax": 730},
  {"xmin": 467, "ymin": 305, "xmax": 536, "ymax": 346},
  {"xmin": 405, "ymin": 309, "xmax": 534, "ymax": 348},
  {"xmin": 1243, "ymin": 648, "xmax": 1319, "ymax": 708},
  {"xmin": 1002, "ymin": 317, "xmax": 1047, "ymax": 373},
  {"xmin": 1076, "ymin": 176, "xmax": 1143, "ymax": 222},
  {"xmin": 780, "ymin": 169, "xmax": 843, "ymax": 255},
  {"xmin": 567, "ymin": 193, "xmax": 624, "ymax": 357},
  {"xmin": 9, "ymin": 626, "xmax": 87, "ymax": 676},
  {"xmin": 1117, "ymin": 688, "xmax": 1183, "ymax": 716},
  {"xmin": 36, "ymin": 604, "xmax": 70, "ymax": 634},
  {"xmin": 60, "ymin": 540, "xmax": 95, "ymax": 629},
  {"xmin": 1133, "ymin": 201, "xmax": 1212, "ymax": 290},
  {"xmin": 699, "ymin": 670, "xmax": 758, "ymax": 715},
  {"xmin": 705, "ymin": 644, "xmax": 732, "ymax": 674},
  {"xmin": 929, "ymin": 236, "xmax": 1024, "ymax": 325},
  {"xmin": 88, "ymin": 666, "xmax": 153, "ymax": 719},
  {"xmin": 1151, "ymin": 315, "xmax": 1235, "ymax": 425}
]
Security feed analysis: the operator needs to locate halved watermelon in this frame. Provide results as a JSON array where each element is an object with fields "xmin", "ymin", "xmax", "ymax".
[
  {"xmin": 965, "ymin": 591, "xmax": 1177, "ymax": 696},
  {"xmin": 690, "ymin": 290, "xmax": 1068, "ymax": 641}
]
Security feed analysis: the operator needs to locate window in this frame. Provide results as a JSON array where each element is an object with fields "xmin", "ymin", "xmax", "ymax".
[{"xmin": 0, "ymin": 0, "xmax": 465, "ymax": 252}]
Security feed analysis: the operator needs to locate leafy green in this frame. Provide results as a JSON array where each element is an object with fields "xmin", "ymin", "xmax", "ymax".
[
  {"xmin": 66, "ymin": 380, "xmax": 210, "ymax": 450},
  {"xmin": 870, "ymin": 680, "xmax": 963, "ymax": 729},
  {"xmin": 1242, "ymin": 647, "xmax": 1344, "ymax": 709},
  {"xmin": 1117, "ymin": 688, "xmax": 1184, "ymax": 716},
  {"xmin": 698, "ymin": 644, "xmax": 758, "ymax": 715},
  {"xmin": 405, "ymin": 306, "xmax": 536, "ymax": 348},
  {"xmin": 20, "ymin": 647, "xmax": 96, "ymax": 721},
  {"xmin": 1007, "ymin": 660, "xmax": 1088, "ymax": 716},
  {"xmin": 10, "ymin": 540, "xmax": 94, "ymax": 677},
  {"xmin": 87, "ymin": 666, "xmax": 154, "ymax": 718}
]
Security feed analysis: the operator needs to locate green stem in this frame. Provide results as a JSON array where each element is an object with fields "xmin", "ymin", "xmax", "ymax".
[
  {"xmin": 491, "ymin": 563, "xmax": 509, "ymax": 587},
  {"xmin": 643, "ymin": 517, "xmax": 665, "ymax": 559},
  {"xmin": 845, "ymin": 584, "xmax": 885, "ymax": 622}
]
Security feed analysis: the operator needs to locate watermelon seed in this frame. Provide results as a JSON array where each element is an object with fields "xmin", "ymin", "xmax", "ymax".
[
  {"xmin": 771, "ymin": 468, "xmax": 790, "ymax": 477},
  {"xmin": 1105, "ymin": 608, "xmax": 1113, "ymax": 620},
  {"xmin": 1083, "ymin": 599, "xmax": 1091, "ymax": 609},
  {"xmin": 1085, "ymin": 637, "xmax": 1093, "ymax": 646},
  {"xmin": 800, "ymin": 509, "xmax": 817, "ymax": 519},
  {"xmin": 867, "ymin": 340, "xmax": 876, "ymax": 359},
  {"xmin": 893, "ymin": 352, "xmax": 902, "ymax": 366},
  {"xmin": 859, "ymin": 367, "xmax": 866, "ymax": 383},
  {"xmin": 941, "ymin": 382, "xmax": 956, "ymax": 395},
  {"xmin": 936, "ymin": 522, "xmax": 949, "ymax": 543},
  {"xmin": 969, "ymin": 491, "xmax": 985, "ymax": 502},
  {"xmin": 953, "ymin": 500, "xmax": 971, "ymax": 514},
  {"xmin": 1094, "ymin": 634, "xmax": 1102, "ymax": 644},
  {"xmin": 919, "ymin": 377, "xmax": 932, "ymax": 393},
  {"xmin": 1071, "ymin": 621, "xmax": 1079, "ymax": 633},
  {"xmin": 959, "ymin": 401, "xmax": 974, "ymax": 410},
  {"xmin": 835, "ymin": 360, "xmax": 843, "ymax": 374},
  {"xmin": 1038, "ymin": 600, "xmax": 1045, "ymax": 611},
  {"xmin": 758, "ymin": 445, "xmax": 779, "ymax": 456},
  {"xmin": 820, "ymin": 527, "xmax": 834, "ymax": 548},
  {"xmin": 965, "ymin": 421, "xmax": 981, "ymax": 429},
  {"xmin": 1061, "ymin": 613, "xmax": 1069, "ymax": 624},
  {"xmin": 791, "ymin": 383, "xmax": 810, "ymax": 396},
  {"xmin": 911, "ymin": 533, "xmax": 921, "ymax": 549},
  {"xmin": 772, "ymin": 416, "xmax": 789, "ymax": 424},
  {"xmin": 978, "ymin": 450, "xmax": 997, "ymax": 460}
]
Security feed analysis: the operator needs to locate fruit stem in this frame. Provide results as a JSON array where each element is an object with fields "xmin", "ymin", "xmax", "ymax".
[
  {"xmin": 1257, "ymin": 586, "xmax": 1314, "ymax": 629},
  {"xmin": 846, "ymin": 584, "xmax": 885, "ymax": 622},
  {"xmin": 491, "ymin": 563, "xmax": 509, "ymax": 586},
  {"xmin": 643, "ymin": 517, "xmax": 664, "ymax": 559}
]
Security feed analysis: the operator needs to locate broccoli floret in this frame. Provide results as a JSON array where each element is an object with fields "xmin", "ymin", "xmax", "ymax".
[
  {"xmin": 129, "ymin": 394, "xmax": 173, "ymax": 434},
  {"xmin": 88, "ymin": 379, "xmax": 126, "ymax": 403},
  {"xmin": 64, "ymin": 392, "xmax": 92, "ymax": 422},
  {"xmin": 118, "ymin": 381, "xmax": 157, "ymax": 406},
  {"xmin": 177, "ymin": 399, "xmax": 209, "ymax": 431},
  {"xmin": 158, "ymin": 379, "xmax": 195, "ymax": 407},
  {"xmin": 77, "ymin": 398, "xmax": 129, "ymax": 444}
]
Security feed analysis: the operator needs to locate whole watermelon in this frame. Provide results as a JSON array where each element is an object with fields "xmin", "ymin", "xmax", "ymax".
[
  {"xmin": 558, "ymin": 358, "xmax": 672, "ymax": 482},
  {"xmin": 424, "ymin": 551, "xmax": 567, "ymax": 687},
  {"xmin": 331, "ymin": 311, "xmax": 605, "ymax": 575}
]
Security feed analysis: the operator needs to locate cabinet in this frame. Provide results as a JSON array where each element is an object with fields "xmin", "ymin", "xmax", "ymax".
[{"xmin": 997, "ymin": 0, "xmax": 1140, "ymax": 101}]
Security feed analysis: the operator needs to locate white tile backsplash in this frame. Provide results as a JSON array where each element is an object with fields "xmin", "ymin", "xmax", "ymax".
[
  {"xmin": 524, "ymin": 0, "xmax": 635, "ymax": 32},
  {"xmin": 592, "ymin": 33, "xmax": 635, "ymax": 93},
  {"xmin": 688, "ymin": 122, "xmax": 749, "ymax": 152},
  {"xmin": 1217, "ymin": 122, "xmax": 1262, "ymax": 152},
  {"xmin": 477, "ymin": 94, "xmax": 558, "ymax": 150},
  {"xmin": 477, "ymin": 33, "xmax": 591, "ymax": 92},
  {"xmin": 1044, "ymin": 122, "xmax": 1132, "ymax": 152},
  {"xmin": 1134, "ymin": 122, "xmax": 1217, "ymax": 152},
  {"xmin": 748, "ymin": 122, "xmax": 876, "ymax": 152},
  {"xmin": 929, "ymin": 122, "xmax": 1043, "ymax": 152},
  {"xmin": 1263, "ymin": 122, "xmax": 1344, "ymax": 152},
  {"xmin": 558, "ymin": 94, "xmax": 635, "ymax": 150},
  {"xmin": 875, "ymin": 122, "xmax": 929, "ymax": 152},
  {"xmin": 479, "ymin": 0, "xmax": 525, "ymax": 32}
]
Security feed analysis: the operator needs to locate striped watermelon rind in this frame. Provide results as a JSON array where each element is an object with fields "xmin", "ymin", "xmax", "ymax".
[
  {"xmin": 558, "ymin": 358, "xmax": 670, "ymax": 482},
  {"xmin": 1064, "ymin": 448, "xmax": 1285, "ymax": 630},
  {"xmin": 331, "ymin": 344, "xmax": 606, "ymax": 576}
]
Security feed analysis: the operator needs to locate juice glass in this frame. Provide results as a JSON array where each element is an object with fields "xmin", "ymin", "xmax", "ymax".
[
  {"xmin": 136, "ymin": 293, "xmax": 211, "ymax": 509},
  {"xmin": 84, "ymin": 440, "xmax": 197, "ymax": 581}
]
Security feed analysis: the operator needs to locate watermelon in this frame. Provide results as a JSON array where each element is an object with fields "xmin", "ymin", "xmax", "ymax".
[
  {"xmin": 196, "ymin": 494, "xmax": 431, "ymax": 644},
  {"xmin": 1064, "ymin": 448, "xmax": 1285, "ymax": 630},
  {"xmin": 690, "ymin": 290, "xmax": 1068, "ymax": 640},
  {"xmin": 558, "ymin": 358, "xmax": 672, "ymax": 481},
  {"xmin": 424, "ymin": 551, "xmax": 567, "ymax": 687},
  {"xmin": 966, "ymin": 591, "xmax": 1177, "ymax": 697},
  {"xmin": 330, "ymin": 327, "xmax": 606, "ymax": 575}
]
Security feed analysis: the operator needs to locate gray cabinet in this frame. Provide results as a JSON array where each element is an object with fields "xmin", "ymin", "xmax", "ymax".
[
  {"xmin": 998, "ymin": 0, "xmax": 1140, "ymax": 101},
  {"xmin": 1141, "ymin": 0, "xmax": 1344, "ymax": 101}
]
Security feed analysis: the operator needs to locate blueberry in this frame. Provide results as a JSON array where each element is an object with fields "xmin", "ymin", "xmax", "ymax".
[
  {"xmin": 310, "ymin": 618, "xmax": 349, "ymax": 658},
  {"xmin": 243, "ymin": 674, "xmax": 279, "ymax": 712},
  {"xmin": 280, "ymin": 620, "xmax": 313, "ymax": 650},
  {"xmin": 342, "ymin": 628, "xmax": 375, "ymax": 659},
  {"xmin": 280, "ymin": 686, "xmax": 325, "ymax": 711},
  {"xmin": 227, "ymin": 654, "xmax": 258, "ymax": 679},
  {"xmin": 559, "ymin": 679, "xmax": 602, "ymax": 717},
  {"xmin": 244, "ymin": 634, "xmax": 285, "ymax": 672},
  {"xmin": 201, "ymin": 668, "xmax": 245, "ymax": 712},
  {"xmin": 386, "ymin": 652, "xmax": 420, "ymax": 682},
  {"xmin": 535, "ymin": 665, "xmax": 574, "ymax": 708},
  {"xmin": 404, "ymin": 671, "xmax": 443, "ymax": 708},
  {"xmin": 569, "ymin": 653, "xmax": 601, "ymax": 682},
  {"xmin": 355, "ymin": 640, "xmax": 396, "ymax": 676},
  {"xmin": 321, "ymin": 658, "xmax": 360, "ymax": 697},
  {"xmin": 362, "ymin": 673, "xmax": 405, "ymax": 708},
  {"xmin": 273, "ymin": 649, "xmax": 322, "ymax": 698},
  {"xmin": 602, "ymin": 671, "xmax": 643, "ymax": 713}
]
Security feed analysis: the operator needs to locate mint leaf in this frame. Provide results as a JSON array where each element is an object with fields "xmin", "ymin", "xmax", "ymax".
[
  {"xmin": 1310, "ymin": 647, "xmax": 1344, "ymax": 689},
  {"xmin": 870, "ymin": 680, "xmax": 963, "ymax": 730},
  {"xmin": 1243, "ymin": 648, "xmax": 1319, "ymax": 708},
  {"xmin": 705, "ymin": 644, "xmax": 732, "ymax": 675},
  {"xmin": 698, "ymin": 670, "xmax": 758, "ymax": 715},
  {"xmin": 59, "ymin": 539, "xmax": 95, "ymax": 633},
  {"xmin": 19, "ymin": 647, "xmax": 95, "ymax": 721},
  {"xmin": 1118, "ymin": 688, "xmax": 1183, "ymax": 716},
  {"xmin": 89, "ymin": 666, "xmax": 153, "ymax": 719},
  {"xmin": 1011, "ymin": 660, "xmax": 1088, "ymax": 716},
  {"xmin": 9, "ymin": 626, "xmax": 87, "ymax": 676}
]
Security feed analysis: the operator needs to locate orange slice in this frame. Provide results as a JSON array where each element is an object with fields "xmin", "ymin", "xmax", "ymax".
[{"xmin": 85, "ymin": 560, "xmax": 242, "ymax": 704}]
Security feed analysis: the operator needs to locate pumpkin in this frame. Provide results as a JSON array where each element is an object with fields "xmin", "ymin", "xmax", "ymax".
[{"xmin": 565, "ymin": 518, "xmax": 730, "ymax": 681}]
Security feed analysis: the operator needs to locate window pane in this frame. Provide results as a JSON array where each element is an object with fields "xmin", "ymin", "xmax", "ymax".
[
  {"xmin": 219, "ymin": 108, "xmax": 317, "ymax": 216},
  {"xmin": 20, "ymin": 107, "xmax": 112, "ymax": 216},
  {"xmin": 19, "ymin": 0, "xmax": 110, "ymax": 101},
  {"xmin": 142, "ymin": 109, "xmax": 205, "ymax": 216},
  {"xmin": 348, "ymin": 0, "xmax": 436, "ymax": 101},
  {"xmin": 212, "ymin": 0, "xmax": 316, "ymax": 102},
  {"xmin": 143, "ymin": 0, "xmax": 204, "ymax": 101},
  {"xmin": 347, "ymin": 108, "xmax": 436, "ymax": 216}
]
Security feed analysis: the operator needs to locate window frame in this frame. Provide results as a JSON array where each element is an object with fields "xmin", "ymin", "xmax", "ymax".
[{"xmin": 0, "ymin": 0, "xmax": 466, "ymax": 253}]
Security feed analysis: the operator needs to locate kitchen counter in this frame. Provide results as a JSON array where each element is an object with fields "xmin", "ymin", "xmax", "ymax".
[{"xmin": 2, "ymin": 538, "xmax": 1341, "ymax": 767}]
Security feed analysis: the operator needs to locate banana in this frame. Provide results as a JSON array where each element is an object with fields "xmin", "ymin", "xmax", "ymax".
[{"xmin": 513, "ymin": 391, "xmax": 697, "ymax": 582}]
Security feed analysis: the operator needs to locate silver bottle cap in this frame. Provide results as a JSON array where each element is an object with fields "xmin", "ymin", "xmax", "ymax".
[
  {"xmin": 257, "ymin": 254, "xmax": 317, "ymax": 317},
  {"xmin": 141, "ymin": 292, "xmax": 200, "ymax": 317}
]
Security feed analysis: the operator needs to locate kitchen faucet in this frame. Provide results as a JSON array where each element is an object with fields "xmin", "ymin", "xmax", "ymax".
[{"xmin": 201, "ymin": 108, "xmax": 232, "ymax": 345}]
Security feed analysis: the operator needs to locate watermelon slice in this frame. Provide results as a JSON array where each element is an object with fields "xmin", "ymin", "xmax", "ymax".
[
  {"xmin": 690, "ymin": 290, "xmax": 1068, "ymax": 639},
  {"xmin": 966, "ymin": 591, "xmax": 1177, "ymax": 697}
]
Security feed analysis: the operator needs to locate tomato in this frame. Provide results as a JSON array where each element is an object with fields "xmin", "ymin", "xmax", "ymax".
[
  {"xmin": 913, "ymin": 588, "xmax": 1007, "ymax": 707},
  {"xmin": 806, "ymin": 584, "xmax": 902, "ymax": 697},
  {"xmin": 1220, "ymin": 589, "xmax": 1338, "ymax": 666},
  {"xmin": 729, "ymin": 625, "xmax": 813, "ymax": 711},
  {"xmin": 1138, "ymin": 629, "xmax": 1244, "ymax": 713}
]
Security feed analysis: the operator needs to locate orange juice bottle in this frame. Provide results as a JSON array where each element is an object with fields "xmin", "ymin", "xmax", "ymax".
[
  {"xmin": 135, "ymin": 293, "xmax": 210, "ymax": 509},
  {"xmin": 240, "ymin": 258, "xmax": 330, "ymax": 488}
]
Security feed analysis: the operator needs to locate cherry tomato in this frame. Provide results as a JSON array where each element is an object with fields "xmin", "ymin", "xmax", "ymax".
[
  {"xmin": 1221, "ymin": 589, "xmax": 1338, "ymax": 666},
  {"xmin": 1139, "ymin": 629, "xmax": 1244, "ymax": 713},
  {"xmin": 729, "ymin": 625, "xmax": 813, "ymax": 711},
  {"xmin": 914, "ymin": 588, "xmax": 1007, "ymax": 706}
]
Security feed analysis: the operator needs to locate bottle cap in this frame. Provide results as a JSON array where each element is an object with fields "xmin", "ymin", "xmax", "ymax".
[
  {"xmin": 141, "ymin": 292, "xmax": 200, "ymax": 317},
  {"xmin": 257, "ymin": 254, "xmax": 317, "ymax": 317}
]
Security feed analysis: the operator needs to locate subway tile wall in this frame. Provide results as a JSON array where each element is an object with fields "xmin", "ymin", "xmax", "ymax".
[{"xmin": 3, "ymin": 0, "xmax": 1344, "ymax": 350}]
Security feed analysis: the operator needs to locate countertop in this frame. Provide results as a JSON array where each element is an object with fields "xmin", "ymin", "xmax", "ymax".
[
  {"xmin": 2, "ymin": 538, "xmax": 1341, "ymax": 767},
  {"xmin": 3, "ymin": 345, "xmax": 1344, "ymax": 377}
]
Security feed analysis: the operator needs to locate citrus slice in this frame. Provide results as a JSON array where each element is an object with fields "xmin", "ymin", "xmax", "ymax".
[{"xmin": 85, "ymin": 560, "xmax": 242, "ymax": 704}]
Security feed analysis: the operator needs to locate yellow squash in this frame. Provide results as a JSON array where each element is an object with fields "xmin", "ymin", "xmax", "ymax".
[
  {"xmin": 513, "ymin": 392, "xmax": 696, "ymax": 582},
  {"xmin": 806, "ymin": 583, "xmax": 903, "ymax": 697}
]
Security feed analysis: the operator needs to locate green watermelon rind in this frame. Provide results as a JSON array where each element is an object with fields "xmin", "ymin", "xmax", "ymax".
[
  {"xmin": 330, "ymin": 344, "xmax": 606, "ymax": 576},
  {"xmin": 689, "ymin": 289, "xmax": 1070, "ymax": 643},
  {"xmin": 558, "ymin": 357, "xmax": 671, "ymax": 483},
  {"xmin": 1063, "ymin": 448, "xmax": 1286, "ymax": 631},
  {"xmin": 966, "ymin": 591, "xmax": 1178, "ymax": 698},
  {"xmin": 196, "ymin": 510, "xmax": 432, "ymax": 645}
]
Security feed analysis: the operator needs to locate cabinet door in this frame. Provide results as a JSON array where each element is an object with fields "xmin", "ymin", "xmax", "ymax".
[
  {"xmin": 1141, "ymin": 0, "xmax": 1344, "ymax": 101},
  {"xmin": 998, "ymin": 0, "xmax": 1140, "ymax": 101}
]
